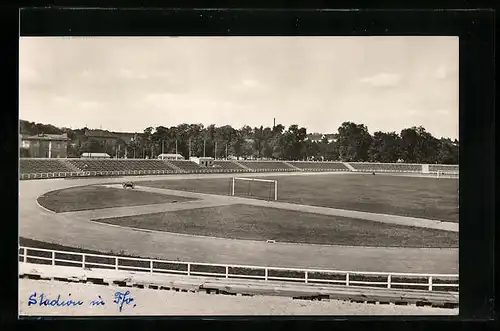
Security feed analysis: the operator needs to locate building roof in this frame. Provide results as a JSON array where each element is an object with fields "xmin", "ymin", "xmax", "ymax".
[
  {"xmin": 80, "ymin": 152, "xmax": 111, "ymax": 158},
  {"xmin": 22, "ymin": 133, "xmax": 69, "ymax": 141},
  {"xmin": 307, "ymin": 134, "xmax": 323, "ymax": 141},
  {"xmin": 85, "ymin": 129, "xmax": 139, "ymax": 142},
  {"xmin": 158, "ymin": 153, "xmax": 184, "ymax": 157},
  {"xmin": 84, "ymin": 129, "xmax": 117, "ymax": 138},
  {"xmin": 307, "ymin": 133, "xmax": 337, "ymax": 142},
  {"xmin": 114, "ymin": 132, "xmax": 138, "ymax": 142}
]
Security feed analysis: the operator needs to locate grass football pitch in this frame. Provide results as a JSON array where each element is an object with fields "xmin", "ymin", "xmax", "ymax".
[
  {"xmin": 93, "ymin": 203, "xmax": 458, "ymax": 248},
  {"xmin": 37, "ymin": 185, "xmax": 198, "ymax": 213},
  {"xmin": 136, "ymin": 173, "xmax": 459, "ymax": 222}
]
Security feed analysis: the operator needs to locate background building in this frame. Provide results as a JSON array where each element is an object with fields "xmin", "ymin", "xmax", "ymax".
[{"xmin": 20, "ymin": 133, "xmax": 69, "ymax": 158}]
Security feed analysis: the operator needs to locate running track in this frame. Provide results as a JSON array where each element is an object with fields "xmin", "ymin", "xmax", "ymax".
[{"xmin": 19, "ymin": 172, "xmax": 459, "ymax": 274}]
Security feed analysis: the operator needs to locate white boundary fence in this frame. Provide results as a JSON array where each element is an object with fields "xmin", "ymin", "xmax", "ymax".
[{"xmin": 19, "ymin": 246, "xmax": 458, "ymax": 293}]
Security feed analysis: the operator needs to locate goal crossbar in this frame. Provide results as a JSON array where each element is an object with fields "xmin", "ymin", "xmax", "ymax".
[
  {"xmin": 233, "ymin": 177, "xmax": 276, "ymax": 183},
  {"xmin": 231, "ymin": 177, "xmax": 278, "ymax": 201}
]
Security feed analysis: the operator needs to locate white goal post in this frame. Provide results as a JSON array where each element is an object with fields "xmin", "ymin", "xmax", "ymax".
[{"xmin": 230, "ymin": 177, "xmax": 278, "ymax": 201}]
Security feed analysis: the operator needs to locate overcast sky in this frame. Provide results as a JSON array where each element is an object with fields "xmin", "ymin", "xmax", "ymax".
[{"xmin": 19, "ymin": 36, "xmax": 459, "ymax": 139}]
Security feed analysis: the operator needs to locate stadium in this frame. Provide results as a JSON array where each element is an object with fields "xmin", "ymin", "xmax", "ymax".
[
  {"xmin": 19, "ymin": 36, "xmax": 460, "ymax": 315},
  {"xmin": 19, "ymin": 154, "xmax": 459, "ymax": 314}
]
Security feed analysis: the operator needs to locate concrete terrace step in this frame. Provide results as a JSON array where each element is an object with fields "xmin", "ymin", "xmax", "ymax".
[
  {"xmin": 231, "ymin": 160, "xmax": 251, "ymax": 170},
  {"xmin": 343, "ymin": 162, "xmax": 357, "ymax": 171},
  {"xmin": 283, "ymin": 161, "xmax": 302, "ymax": 171},
  {"xmin": 19, "ymin": 263, "xmax": 458, "ymax": 308},
  {"xmin": 60, "ymin": 159, "xmax": 82, "ymax": 172},
  {"xmin": 162, "ymin": 160, "xmax": 185, "ymax": 172}
]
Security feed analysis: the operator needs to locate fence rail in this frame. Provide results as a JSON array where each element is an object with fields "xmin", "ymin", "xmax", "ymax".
[{"xmin": 19, "ymin": 246, "xmax": 458, "ymax": 292}]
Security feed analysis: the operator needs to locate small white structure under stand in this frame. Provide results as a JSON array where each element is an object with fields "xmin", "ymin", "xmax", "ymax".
[
  {"xmin": 80, "ymin": 152, "xmax": 111, "ymax": 159},
  {"xmin": 190, "ymin": 157, "xmax": 214, "ymax": 167}
]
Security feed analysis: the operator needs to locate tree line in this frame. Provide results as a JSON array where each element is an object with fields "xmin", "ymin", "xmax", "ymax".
[{"xmin": 20, "ymin": 120, "xmax": 459, "ymax": 164}]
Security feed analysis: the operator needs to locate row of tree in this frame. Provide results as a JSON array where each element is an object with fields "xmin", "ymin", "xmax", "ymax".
[{"xmin": 20, "ymin": 120, "xmax": 459, "ymax": 164}]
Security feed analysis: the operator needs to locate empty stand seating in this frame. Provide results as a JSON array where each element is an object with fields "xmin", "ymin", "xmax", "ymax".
[
  {"xmin": 20, "ymin": 157, "xmax": 460, "ymax": 180},
  {"xmin": 20, "ymin": 159, "xmax": 74, "ymax": 174},
  {"xmin": 67, "ymin": 159, "xmax": 176, "ymax": 172},
  {"xmin": 238, "ymin": 161, "xmax": 294, "ymax": 171},
  {"xmin": 429, "ymin": 164, "xmax": 459, "ymax": 173},
  {"xmin": 288, "ymin": 161, "xmax": 348, "ymax": 171},
  {"xmin": 349, "ymin": 162, "xmax": 422, "ymax": 172},
  {"xmin": 212, "ymin": 160, "xmax": 246, "ymax": 170},
  {"xmin": 168, "ymin": 160, "xmax": 202, "ymax": 171}
]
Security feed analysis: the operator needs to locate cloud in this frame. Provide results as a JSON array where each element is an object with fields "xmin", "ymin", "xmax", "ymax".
[
  {"xmin": 19, "ymin": 67, "xmax": 41, "ymax": 84},
  {"xmin": 80, "ymin": 69, "xmax": 92, "ymax": 78},
  {"xmin": 53, "ymin": 96, "xmax": 70, "ymax": 104},
  {"xmin": 360, "ymin": 73, "xmax": 401, "ymax": 87},
  {"xmin": 78, "ymin": 101, "xmax": 103, "ymax": 110},
  {"xmin": 434, "ymin": 65, "xmax": 453, "ymax": 80},
  {"xmin": 143, "ymin": 93, "xmax": 234, "ymax": 111},
  {"xmin": 408, "ymin": 110, "xmax": 419, "ymax": 115},
  {"xmin": 118, "ymin": 68, "xmax": 149, "ymax": 80},
  {"xmin": 436, "ymin": 109, "xmax": 450, "ymax": 115},
  {"xmin": 242, "ymin": 79, "xmax": 258, "ymax": 88},
  {"xmin": 231, "ymin": 78, "xmax": 268, "ymax": 93},
  {"xmin": 118, "ymin": 68, "xmax": 133, "ymax": 79}
]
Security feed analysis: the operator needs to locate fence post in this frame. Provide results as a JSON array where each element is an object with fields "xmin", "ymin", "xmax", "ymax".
[
  {"xmin": 428, "ymin": 276, "xmax": 433, "ymax": 291},
  {"xmin": 51, "ymin": 251, "xmax": 55, "ymax": 266},
  {"xmin": 187, "ymin": 263, "xmax": 190, "ymax": 276},
  {"xmin": 387, "ymin": 274, "xmax": 391, "ymax": 289},
  {"xmin": 82, "ymin": 254, "xmax": 86, "ymax": 269},
  {"xmin": 150, "ymin": 260, "xmax": 153, "ymax": 273},
  {"xmin": 115, "ymin": 257, "xmax": 119, "ymax": 270},
  {"xmin": 305, "ymin": 271, "xmax": 308, "ymax": 284},
  {"xmin": 274, "ymin": 180, "xmax": 278, "ymax": 200},
  {"xmin": 346, "ymin": 272, "xmax": 350, "ymax": 286},
  {"xmin": 265, "ymin": 268, "xmax": 268, "ymax": 281},
  {"xmin": 225, "ymin": 266, "xmax": 229, "ymax": 278}
]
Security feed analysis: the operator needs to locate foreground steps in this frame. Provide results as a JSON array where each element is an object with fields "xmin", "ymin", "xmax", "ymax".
[{"xmin": 19, "ymin": 263, "xmax": 458, "ymax": 309}]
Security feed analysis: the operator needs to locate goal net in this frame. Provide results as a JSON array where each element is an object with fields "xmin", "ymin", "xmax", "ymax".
[{"xmin": 228, "ymin": 177, "xmax": 278, "ymax": 201}]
